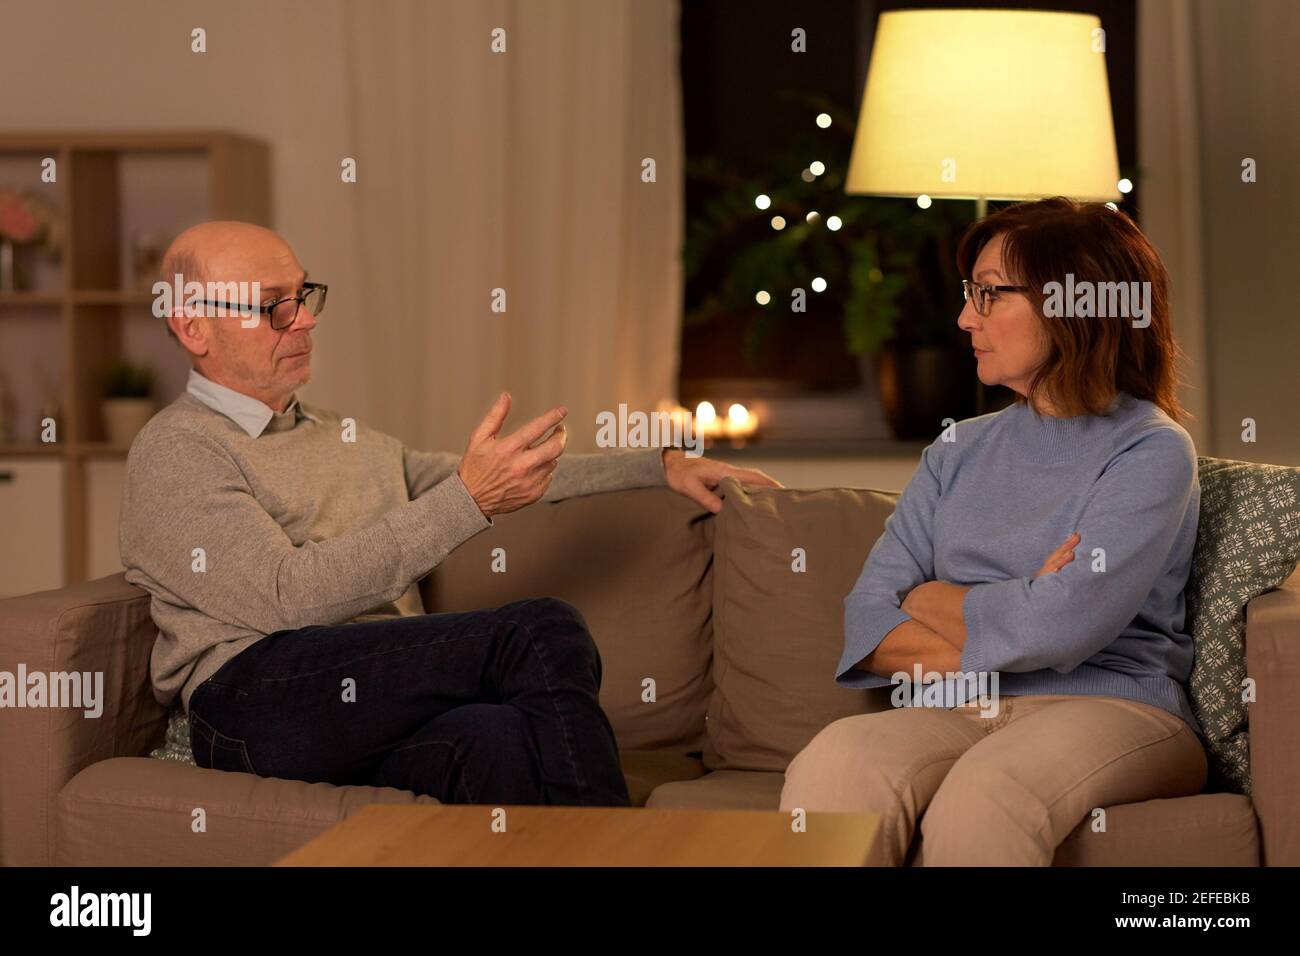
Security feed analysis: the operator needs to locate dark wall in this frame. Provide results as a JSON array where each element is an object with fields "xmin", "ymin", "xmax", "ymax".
[{"xmin": 682, "ymin": 0, "xmax": 862, "ymax": 175}]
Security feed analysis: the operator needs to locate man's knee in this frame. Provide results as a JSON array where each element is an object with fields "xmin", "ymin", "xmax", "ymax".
[
  {"xmin": 440, "ymin": 704, "xmax": 542, "ymax": 801},
  {"xmin": 499, "ymin": 597, "xmax": 600, "ymax": 670},
  {"xmin": 447, "ymin": 703, "xmax": 532, "ymax": 755},
  {"xmin": 501, "ymin": 596, "xmax": 589, "ymax": 632}
]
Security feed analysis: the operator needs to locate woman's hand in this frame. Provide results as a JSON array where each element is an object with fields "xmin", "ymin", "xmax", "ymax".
[{"xmin": 1034, "ymin": 532, "xmax": 1081, "ymax": 578}]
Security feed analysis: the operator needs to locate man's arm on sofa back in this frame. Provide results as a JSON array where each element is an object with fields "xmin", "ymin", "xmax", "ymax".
[
  {"xmin": 0, "ymin": 573, "xmax": 164, "ymax": 865},
  {"xmin": 1247, "ymin": 564, "xmax": 1300, "ymax": 866}
]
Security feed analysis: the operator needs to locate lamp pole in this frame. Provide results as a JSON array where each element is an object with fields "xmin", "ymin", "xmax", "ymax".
[{"xmin": 973, "ymin": 195, "xmax": 988, "ymax": 414}]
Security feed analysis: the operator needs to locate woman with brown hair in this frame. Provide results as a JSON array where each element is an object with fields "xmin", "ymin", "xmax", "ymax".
[{"xmin": 781, "ymin": 197, "xmax": 1206, "ymax": 865}]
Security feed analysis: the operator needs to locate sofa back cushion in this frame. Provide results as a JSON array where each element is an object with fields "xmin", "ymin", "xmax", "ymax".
[
  {"xmin": 704, "ymin": 478, "xmax": 900, "ymax": 772},
  {"xmin": 423, "ymin": 487, "xmax": 714, "ymax": 754},
  {"xmin": 0, "ymin": 573, "xmax": 165, "ymax": 865},
  {"xmin": 1186, "ymin": 457, "xmax": 1300, "ymax": 794}
]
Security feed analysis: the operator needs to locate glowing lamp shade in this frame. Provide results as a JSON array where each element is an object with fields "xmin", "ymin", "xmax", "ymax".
[{"xmin": 846, "ymin": 10, "xmax": 1121, "ymax": 203}]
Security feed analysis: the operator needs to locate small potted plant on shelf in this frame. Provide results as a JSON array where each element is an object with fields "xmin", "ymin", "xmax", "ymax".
[{"xmin": 101, "ymin": 360, "xmax": 156, "ymax": 447}]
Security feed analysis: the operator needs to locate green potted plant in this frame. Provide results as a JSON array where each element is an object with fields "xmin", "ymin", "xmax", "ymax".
[
  {"xmin": 684, "ymin": 92, "xmax": 979, "ymax": 438},
  {"xmin": 101, "ymin": 360, "xmax": 155, "ymax": 446}
]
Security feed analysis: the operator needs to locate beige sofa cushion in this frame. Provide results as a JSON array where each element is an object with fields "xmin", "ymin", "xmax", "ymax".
[
  {"xmin": 647, "ymin": 770, "xmax": 785, "ymax": 810},
  {"xmin": 648, "ymin": 774, "xmax": 1258, "ymax": 866},
  {"xmin": 56, "ymin": 749, "xmax": 709, "ymax": 865},
  {"xmin": 1045, "ymin": 793, "xmax": 1259, "ymax": 866},
  {"xmin": 704, "ymin": 478, "xmax": 900, "ymax": 771},
  {"xmin": 621, "ymin": 750, "xmax": 707, "ymax": 806},
  {"xmin": 424, "ymin": 487, "xmax": 714, "ymax": 754},
  {"xmin": 55, "ymin": 757, "xmax": 441, "ymax": 866}
]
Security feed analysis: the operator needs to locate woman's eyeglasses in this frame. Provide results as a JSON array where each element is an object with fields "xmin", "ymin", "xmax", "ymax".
[
  {"xmin": 961, "ymin": 279, "xmax": 1028, "ymax": 316},
  {"xmin": 192, "ymin": 281, "xmax": 329, "ymax": 331}
]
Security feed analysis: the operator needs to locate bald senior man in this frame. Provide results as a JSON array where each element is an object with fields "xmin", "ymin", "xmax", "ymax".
[{"xmin": 120, "ymin": 221, "xmax": 776, "ymax": 806}]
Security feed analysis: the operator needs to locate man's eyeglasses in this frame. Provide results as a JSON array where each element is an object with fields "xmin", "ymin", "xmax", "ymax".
[
  {"xmin": 191, "ymin": 282, "xmax": 328, "ymax": 331},
  {"xmin": 961, "ymin": 279, "xmax": 1028, "ymax": 317}
]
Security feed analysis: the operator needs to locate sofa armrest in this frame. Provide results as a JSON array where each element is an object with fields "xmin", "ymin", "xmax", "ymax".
[
  {"xmin": 1246, "ymin": 564, "xmax": 1300, "ymax": 866},
  {"xmin": 0, "ymin": 573, "xmax": 166, "ymax": 865}
]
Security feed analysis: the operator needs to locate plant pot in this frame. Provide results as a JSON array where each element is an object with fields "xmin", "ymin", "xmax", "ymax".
[
  {"xmin": 102, "ymin": 397, "xmax": 155, "ymax": 446},
  {"xmin": 865, "ymin": 345, "xmax": 977, "ymax": 441}
]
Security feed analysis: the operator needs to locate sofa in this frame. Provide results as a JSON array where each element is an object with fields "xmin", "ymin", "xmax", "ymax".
[{"xmin": 1, "ymin": 475, "xmax": 1296, "ymax": 867}]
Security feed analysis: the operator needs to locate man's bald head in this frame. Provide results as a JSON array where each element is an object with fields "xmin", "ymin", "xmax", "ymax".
[{"xmin": 162, "ymin": 221, "xmax": 290, "ymax": 273}]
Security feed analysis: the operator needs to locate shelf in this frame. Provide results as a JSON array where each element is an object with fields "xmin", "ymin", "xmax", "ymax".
[
  {"xmin": 70, "ymin": 289, "xmax": 156, "ymax": 306},
  {"xmin": 74, "ymin": 441, "xmax": 132, "ymax": 458},
  {"xmin": 0, "ymin": 290, "xmax": 158, "ymax": 308},
  {"xmin": 0, "ymin": 440, "xmax": 141, "ymax": 460},
  {"xmin": 1, "ymin": 131, "xmax": 255, "ymax": 152},
  {"xmin": 0, "ymin": 292, "xmax": 62, "ymax": 307},
  {"xmin": 0, "ymin": 130, "xmax": 269, "ymax": 586},
  {"xmin": 0, "ymin": 442, "xmax": 63, "ymax": 457}
]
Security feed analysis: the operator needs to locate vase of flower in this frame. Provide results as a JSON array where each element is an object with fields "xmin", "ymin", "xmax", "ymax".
[
  {"xmin": 0, "ymin": 187, "xmax": 60, "ymax": 292},
  {"xmin": 0, "ymin": 238, "xmax": 15, "ymax": 292}
]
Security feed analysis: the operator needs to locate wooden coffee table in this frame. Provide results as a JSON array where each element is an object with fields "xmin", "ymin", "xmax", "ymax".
[{"xmin": 275, "ymin": 805, "xmax": 878, "ymax": 866}]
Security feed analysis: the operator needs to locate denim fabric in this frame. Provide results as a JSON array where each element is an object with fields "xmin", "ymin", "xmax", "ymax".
[{"xmin": 188, "ymin": 597, "xmax": 629, "ymax": 806}]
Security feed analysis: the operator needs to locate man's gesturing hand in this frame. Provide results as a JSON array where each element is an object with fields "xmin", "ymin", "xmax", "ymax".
[{"xmin": 457, "ymin": 392, "xmax": 568, "ymax": 519}]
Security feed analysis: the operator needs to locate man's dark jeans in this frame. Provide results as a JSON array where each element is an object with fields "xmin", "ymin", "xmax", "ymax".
[{"xmin": 187, "ymin": 597, "xmax": 630, "ymax": 806}]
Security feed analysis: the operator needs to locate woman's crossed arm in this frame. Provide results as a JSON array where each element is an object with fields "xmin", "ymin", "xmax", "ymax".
[{"xmin": 855, "ymin": 533, "xmax": 1081, "ymax": 679}]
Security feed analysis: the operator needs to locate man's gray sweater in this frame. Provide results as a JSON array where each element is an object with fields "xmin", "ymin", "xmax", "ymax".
[{"xmin": 120, "ymin": 387, "xmax": 668, "ymax": 714}]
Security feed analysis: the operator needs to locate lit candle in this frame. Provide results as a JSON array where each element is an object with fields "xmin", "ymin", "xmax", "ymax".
[{"xmin": 726, "ymin": 403, "xmax": 757, "ymax": 438}]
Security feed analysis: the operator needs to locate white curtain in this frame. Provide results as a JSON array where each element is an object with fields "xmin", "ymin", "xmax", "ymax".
[
  {"xmin": 1138, "ymin": 0, "xmax": 1300, "ymax": 463},
  {"xmin": 342, "ymin": 0, "xmax": 683, "ymax": 453},
  {"xmin": 1137, "ymin": 0, "xmax": 1211, "ymax": 451}
]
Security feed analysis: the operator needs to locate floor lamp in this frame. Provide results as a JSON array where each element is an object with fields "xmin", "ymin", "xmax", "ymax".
[{"xmin": 844, "ymin": 9, "xmax": 1124, "ymax": 415}]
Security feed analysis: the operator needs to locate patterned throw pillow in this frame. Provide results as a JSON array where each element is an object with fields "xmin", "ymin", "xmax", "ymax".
[{"xmin": 1185, "ymin": 457, "xmax": 1300, "ymax": 794}]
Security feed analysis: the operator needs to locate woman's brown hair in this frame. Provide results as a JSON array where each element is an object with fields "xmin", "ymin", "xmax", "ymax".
[{"xmin": 955, "ymin": 197, "xmax": 1189, "ymax": 423}]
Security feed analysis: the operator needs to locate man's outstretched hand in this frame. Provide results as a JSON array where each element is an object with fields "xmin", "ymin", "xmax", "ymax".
[
  {"xmin": 662, "ymin": 448, "xmax": 782, "ymax": 514},
  {"xmin": 458, "ymin": 392, "xmax": 568, "ymax": 518}
]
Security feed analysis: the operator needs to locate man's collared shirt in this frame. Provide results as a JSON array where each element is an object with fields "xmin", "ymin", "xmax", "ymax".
[{"xmin": 185, "ymin": 368, "xmax": 321, "ymax": 438}]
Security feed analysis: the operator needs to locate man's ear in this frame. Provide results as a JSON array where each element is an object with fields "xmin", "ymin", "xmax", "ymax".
[{"xmin": 168, "ymin": 310, "xmax": 210, "ymax": 358}]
